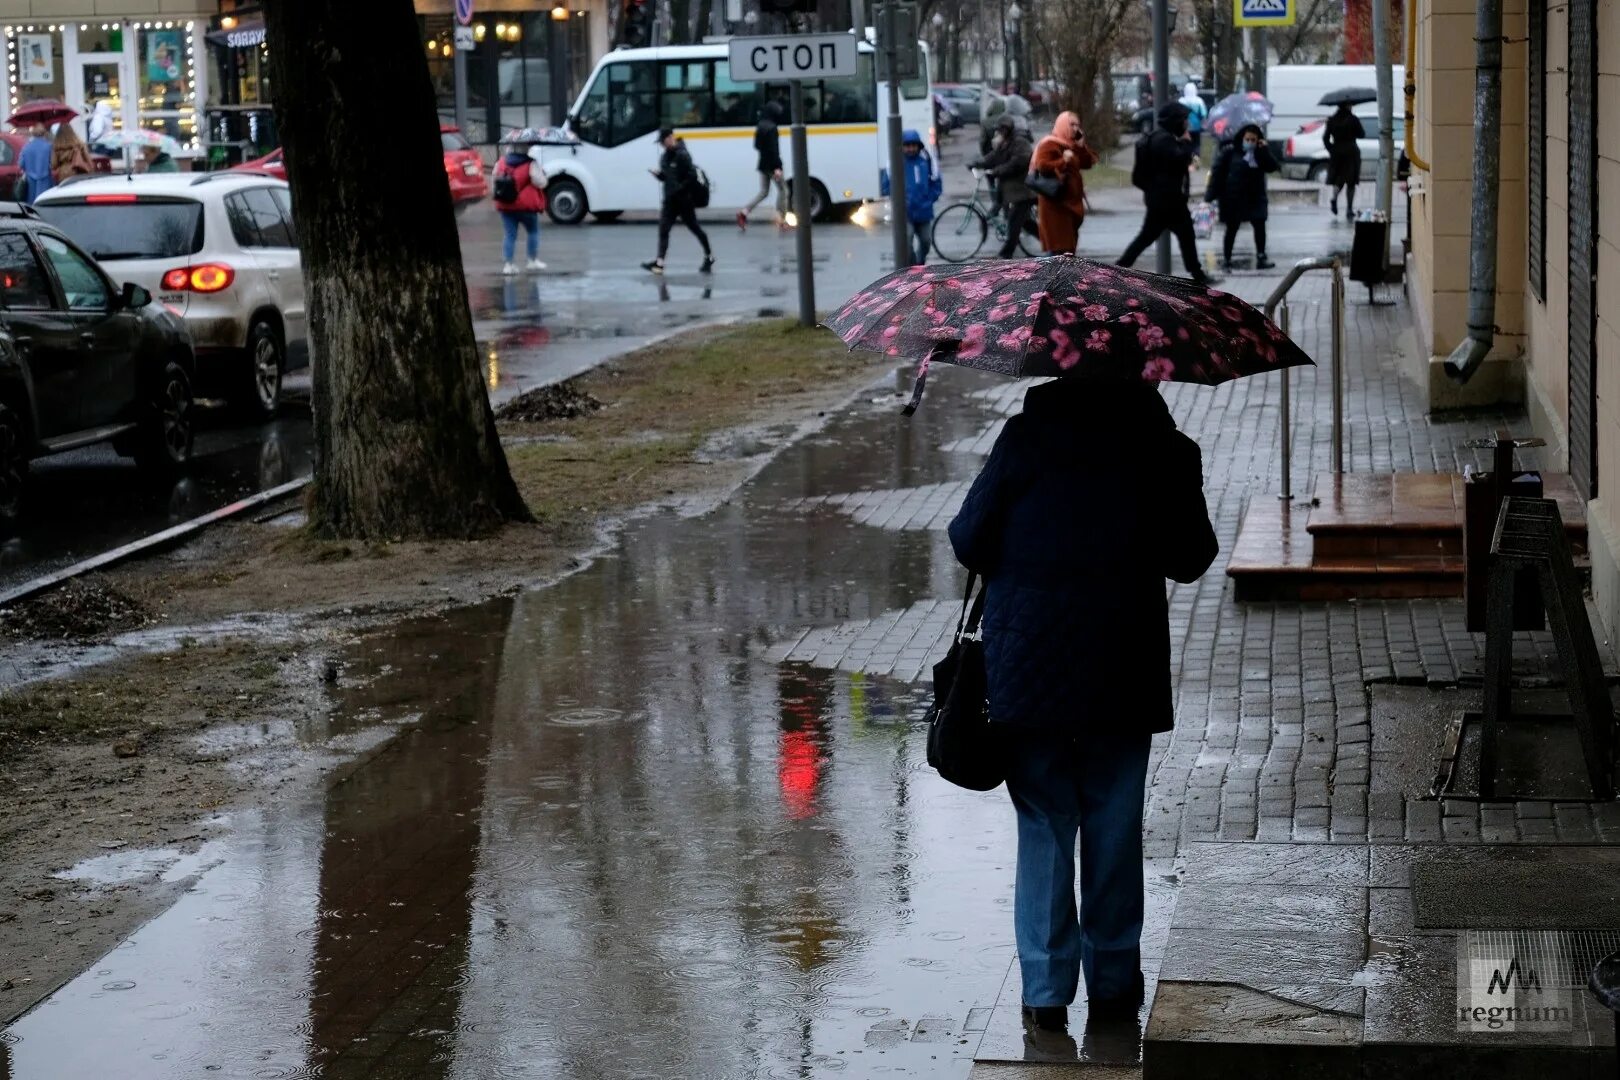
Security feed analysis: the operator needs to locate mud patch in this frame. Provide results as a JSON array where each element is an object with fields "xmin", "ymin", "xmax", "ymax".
[
  {"xmin": 0, "ymin": 577, "xmax": 151, "ymax": 641},
  {"xmin": 493, "ymin": 380, "xmax": 604, "ymax": 422}
]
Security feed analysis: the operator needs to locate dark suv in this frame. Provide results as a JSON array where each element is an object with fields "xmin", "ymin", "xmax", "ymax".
[{"xmin": 0, "ymin": 203, "xmax": 196, "ymax": 532}]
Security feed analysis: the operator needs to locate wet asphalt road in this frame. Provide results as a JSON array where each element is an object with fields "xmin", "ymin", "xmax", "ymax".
[
  {"xmin": 2, "ymin": 128, "xmax": 1397, "ymax": 591},
  {"xmin": 3, "ymin": 364, "xmax": 1021, "ymax": 1080}
]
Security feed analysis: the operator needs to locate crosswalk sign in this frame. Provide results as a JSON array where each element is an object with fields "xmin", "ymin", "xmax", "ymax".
[{"xmin": 1234, "ymin": 0, "xmax": 1295, "ymax": 25}]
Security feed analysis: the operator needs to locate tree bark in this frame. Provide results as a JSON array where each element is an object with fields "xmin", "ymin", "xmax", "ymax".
[{"xmin": 263, "ymin": 0, "xmax": 529, "ymax": 540}]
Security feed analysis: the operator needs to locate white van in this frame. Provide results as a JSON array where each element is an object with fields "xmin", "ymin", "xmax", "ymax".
[{"xmin": 1265, "ymin": 64, "xmax": 1405, "ymax": 137}]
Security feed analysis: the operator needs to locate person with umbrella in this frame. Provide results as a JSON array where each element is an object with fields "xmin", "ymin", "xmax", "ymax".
[
  {"xmin": 16, "ymin": 124, "xmax": 53, "ymax": 203},
  {"xmin": 1204, "ymin": 123, "xmax": 1279, "ymax": 271},
  {"xmin": 1322, "ymin": 100, "xmax": 1366, "ymax": 221},
  {"xmin": 493, "ymin": 129, "xmax": 547, "ymax": 275},
  {"xmin": 825, "ymin": 256, "xmax": 1311, "ymax": 1032},
  {"xmin": 1117, "ymin": 102, "xmax": 1209, "ymax": 285}
]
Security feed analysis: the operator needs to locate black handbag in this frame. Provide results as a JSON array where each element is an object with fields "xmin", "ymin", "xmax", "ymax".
[
  {"xmin": 924, "ymin": 573, "xmax": 1005, "ymax": 791},
  {"xmin": 1025, "ymin": 170, "xmax": 1063, "ymax": 199}
]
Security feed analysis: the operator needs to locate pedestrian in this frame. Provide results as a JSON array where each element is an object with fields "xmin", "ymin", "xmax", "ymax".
[
  {"xmin": 1028, "ymin": 111, "xmax": 1098, "ymax": 257},
  {"xmin": 1117, "ymin": 103, "xmax": 1210, "ymax": 285},
  {"xmin": 968, "ymin": 113, "xmax": 1036, "ymax": 258},
  {"xmin": 1323, "ymin": 102, "xmax": 1365, "ymax": 221},
  {"xmin": 738, "ymin": 101, "xmax": 787, "ymax": 231},
  {"xmin": 946, "ymin": 376, "xmax": 1217, "ymax": 1035},
  {"xmin": 1179, "ymin": 83, "xmax": 1207, "ymax": 159},
  {"xmin": 137, "ymin": 143, "xmax": 178, "ymax": 173},
  {"xmin": 642, "ymin": 127, "xmax": 714, "ymax": 276},
  {"xmin": 1204, "ymin": 123, "xmax": 1278, "ymax": 271},
  {"xmin": 883, "ymin": 128, "xmax": 942, "ymax": 266},
  {"xmin": 50, "ymin": 123, "xmax": 93, "ymax": 184},
  {"xmin": 16, "ymin": 123, "xmax": 52, "ymax": 204},
  {"xmin": 493, "ymin": 136, "xmax": 546, "ymax": 275},
  {"xmin": 86, "ymin": 101, "xmax": 114, "ymax": 150}
]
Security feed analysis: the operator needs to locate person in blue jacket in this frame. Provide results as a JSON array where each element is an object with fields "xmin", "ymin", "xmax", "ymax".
[
  {"xmin": 16, "ymin": 124, "xmax": 53, "ymax": 204},
  {"xmin": 882, "ymin": 128, "xmax": 943, "ymax": 266},
  {"xmin": 946, "ymin": 378, "xmax": 1217, "ymax": 1034}
]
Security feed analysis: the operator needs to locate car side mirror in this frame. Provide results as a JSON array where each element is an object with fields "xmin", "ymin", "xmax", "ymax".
[{"xmin": 121, "ymin": 281, "xmax": 152, "ymax": 310}]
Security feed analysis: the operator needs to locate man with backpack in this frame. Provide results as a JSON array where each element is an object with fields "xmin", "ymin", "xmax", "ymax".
[
  {"xmin": 643, "ymin": 127, "xmax": 715, "ymax": 275},
  {"xmin": 492, "ymin": 134, "xmax": 546, "ymax": 275},
  {"xmin": 1117, "ymin": 102, "xmax": 1210, "ymax": 286}
]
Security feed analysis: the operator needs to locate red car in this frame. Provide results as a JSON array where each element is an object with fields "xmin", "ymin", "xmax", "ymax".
[
  {"xmin": 0, "ymin": 132, "xmax": 27, "ymax": 198},
  {"xmin": 230, "ymin": 125, "xmax": 487, "ymax": 206}
]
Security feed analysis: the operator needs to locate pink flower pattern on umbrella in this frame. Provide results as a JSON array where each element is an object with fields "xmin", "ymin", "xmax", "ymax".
[{"xmin": 823, "ymin": 254, "xmax": 1312, "ymax": 388}]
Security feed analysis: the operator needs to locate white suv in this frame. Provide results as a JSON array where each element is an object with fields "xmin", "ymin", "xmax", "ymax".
[{"xmin": 34, "ymin": 172, "xmax": 307, "ymax": 420}]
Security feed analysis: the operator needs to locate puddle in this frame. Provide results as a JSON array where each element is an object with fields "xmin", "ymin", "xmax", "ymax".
[{"xmin": 2, "ymin": 366, "xmax": 1018, "ymax": 1079}]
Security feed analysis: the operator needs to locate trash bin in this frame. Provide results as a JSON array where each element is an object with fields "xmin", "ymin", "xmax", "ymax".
[{"xmin": 1350, "ymin": 208, "xmax": 1390, "ymax": 287}]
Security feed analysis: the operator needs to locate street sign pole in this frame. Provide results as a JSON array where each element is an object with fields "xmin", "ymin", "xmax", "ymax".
[
  {"xmin": 883, "ymin": 2, "xmax": 910, "ymax": 268},
  {"xmin": 454, "ymin": 0, "xmax": 474, "ymax": 137},
  {"xmin": 1151, "ymin": 0, "xmax": 1170, "ymax": 275},
  {"xmin": 789, "ymin": 79, "xmax": 816, "ymax": 326}
]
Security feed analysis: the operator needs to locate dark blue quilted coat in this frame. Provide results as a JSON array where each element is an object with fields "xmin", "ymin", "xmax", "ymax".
[{"xmin": 946, "ymin": 380, "xmax": 1217, "ymax": 734}]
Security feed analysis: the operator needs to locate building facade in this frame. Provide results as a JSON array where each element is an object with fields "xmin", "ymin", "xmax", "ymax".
[{"xmin": 1406, "ymin": 0, "xmax": 1620, "ymax": 633}]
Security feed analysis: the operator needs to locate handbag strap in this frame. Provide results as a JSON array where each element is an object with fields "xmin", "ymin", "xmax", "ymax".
[{"xmin": 955, "ymin": 572, "xmax": 988, "ymax": 639}]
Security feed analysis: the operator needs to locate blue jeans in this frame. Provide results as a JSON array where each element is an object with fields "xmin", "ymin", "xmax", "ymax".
[
  {"xmin": 1004, "ymin": 726, "xmax": 1152, "ymax": 1008},
  {"xmin": 501, "ymin": 210, "xmax": 540, "ymax": 261},
  {"xmin": 910, "ymin": 220, "xmax": 931, "ymax": 265}
]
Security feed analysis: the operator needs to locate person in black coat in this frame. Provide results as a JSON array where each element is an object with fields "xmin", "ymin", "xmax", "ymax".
[
  {"xmin": 1117, "ymin": 102, "xmax": 1210, "ymax": 285},
  {"xmin": 969, "ymin": 113, "xmax": 1037, "ymax": 258},
  {"xmin": 947, "ymin": 378, "xmax": 1217, "ymax": 1032},
  {"xmin": 1205, "ymin": 123, "xmax": 1280, "ymax": 271},
  {"xmin": 739, "ymin": 101, "xmax": 786, "ymax": 230},
  {"xmin": 642, "ymin": 128, "xmax": 714, "ymax": 275},
  {"xmin": 1322, "ymin": 103, "xmax": 1365, "ymax": 220}
]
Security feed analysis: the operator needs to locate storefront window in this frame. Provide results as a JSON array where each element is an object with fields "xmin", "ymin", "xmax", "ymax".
[
  {"xmin": 138, "ymin": 26, "xmax": 196, "ymax": 147},
  {"xmin": 420, "ymin": 12, "xmax": 582, "ymax": 145},
  {"xmin": 6, "ymin": 28, "xmax": 65, "ymax": 112}
]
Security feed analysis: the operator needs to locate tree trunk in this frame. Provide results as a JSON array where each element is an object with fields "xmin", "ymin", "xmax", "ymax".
[{"xmin": 263, "ymin": 0, "xmax": 529, "ymax": 540}]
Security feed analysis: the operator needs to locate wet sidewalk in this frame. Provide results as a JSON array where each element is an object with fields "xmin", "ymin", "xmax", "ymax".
[{"xmin": 2, "ymin": 260, "xmax": 1607, "ymax": 1079}]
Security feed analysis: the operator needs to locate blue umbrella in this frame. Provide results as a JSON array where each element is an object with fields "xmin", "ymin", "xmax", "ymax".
[{"xmin": 1205, "ymin": 92, "xmax": 1274, "ymax": 141}]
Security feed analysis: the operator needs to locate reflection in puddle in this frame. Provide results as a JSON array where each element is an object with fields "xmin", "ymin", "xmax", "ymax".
[{"xmin": 4, "ymin": 368, "xmax": 1019, "ymax": 1079}]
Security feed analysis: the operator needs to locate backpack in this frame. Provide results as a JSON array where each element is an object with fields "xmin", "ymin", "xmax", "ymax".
[
  {"xmin": 492, "ymin": 161, "xmax": 522, "ymax": 204},
  {"xmin": 1131, "ymin": 133, "xmax": 1152, "ymax": 190},
  {"xmin": 686, "ymin": 163, "xmax": 712, "ymax": 208}
]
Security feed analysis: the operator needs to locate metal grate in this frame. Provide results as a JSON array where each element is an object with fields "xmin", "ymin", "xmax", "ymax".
[
  {"xmin": 1467, "ymin": 929, "xmax": 1620, "ymax": 988},
  {"xmin": 1568, "ymin": 0, "xmax": 1599, "ymax": 498},
  {"xmin": 1528, "ymin": 0, "xmax": 1546, "ymax": 301}
]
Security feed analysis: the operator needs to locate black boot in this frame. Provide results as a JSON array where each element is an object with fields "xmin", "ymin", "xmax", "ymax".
[
  {"xmin": 1021, "ymin": 1005, "xmax": 1068, "ymax": 1032},
  {"xmin": 1087, "ymin": 972, "xmax": 1146, "ymax": 1021},
  {"xmin": 1256, "ymin": 254, "xmax": 1275, "ymax": 269}
]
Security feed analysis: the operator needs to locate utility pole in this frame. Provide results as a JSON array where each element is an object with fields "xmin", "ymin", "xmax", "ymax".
[
  {"xmin": 1253, "ymin": 28, "xmax": 1266, "ymax": 94},
  {"xmin": 1371, "ymin": 0, "xmax": 1394, "ymax": 217},
  {"xmin": 789, "ymin": 77, "xmax": 816, "ymax": 324},
  {"xmin": 1152, "ymin": 0, "xmax": 1170, "ymax": 274},
  {"xmin": 884, "ymin": 1, "xmax": 910, "ymax": 268}
]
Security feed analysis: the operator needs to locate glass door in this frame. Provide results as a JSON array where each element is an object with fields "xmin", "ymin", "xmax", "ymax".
[{"xmin": 76, "ymin": 59, "xmax": 124, "ymax": 151}]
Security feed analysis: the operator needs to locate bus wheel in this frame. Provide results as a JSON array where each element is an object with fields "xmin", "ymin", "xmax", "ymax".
[
  {"xmin": 809, "ymin": 181, "xmax": 831, "ymax": 222},
  {"xmin": 546, "ymin": 178, "xmax": 588, "ymax": 225}
]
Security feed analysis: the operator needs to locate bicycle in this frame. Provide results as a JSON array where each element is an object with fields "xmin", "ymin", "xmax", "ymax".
[{"xmin": 930, "ymin": 171, "xmax": 1044, "ymax": 263}]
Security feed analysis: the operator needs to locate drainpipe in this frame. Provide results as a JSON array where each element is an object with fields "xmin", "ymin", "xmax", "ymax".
[
  {"xmin": 1404, "ymin": 0, "xmax": 1431, "ymax": 172},
  {"xmin": 1443, "ymin": 0, "xmax": 1503, "ymax": 382}
]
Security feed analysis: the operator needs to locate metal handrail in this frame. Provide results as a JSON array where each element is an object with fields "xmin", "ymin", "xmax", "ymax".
[{"xmin": 1262, "ymin": 256, "xmax": 1346, "ymax": 500}]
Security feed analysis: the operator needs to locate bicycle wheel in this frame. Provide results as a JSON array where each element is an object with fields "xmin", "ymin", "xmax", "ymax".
[
  {"xmin": 931, "ymin": 203, "xmax": 988, "ymax": 262},
  {"xmin": 1017, "ymin": 211, "xmax": 1044, "ymax": 257}
]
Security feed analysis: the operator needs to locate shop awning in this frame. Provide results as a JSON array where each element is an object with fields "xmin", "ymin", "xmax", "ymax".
[{"xmin": 206, "ymin": 22, "xmax": 266, "ymax": 49}]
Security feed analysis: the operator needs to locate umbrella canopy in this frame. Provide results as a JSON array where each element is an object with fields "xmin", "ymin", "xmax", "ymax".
[
  {"xmin": 1318, "ymin": 86, "xmax": 1377, "ymax": 107},
  {"xmin": 7, "ymin": 99, "xmax": 77, "ymax": 128},
  {"xmin": 825, "ymin": 256, "xmax": 1311, "ymax": 410},
  {"xmin": 503, "ymin": 127, "xmax": 546, "ymax": 145},
  {"xmin": 104, "ymin": 129, "xmax": 182, "ymax": 153},
  {"xmin": 1205, "ymin": 91, "xmax": 1274, "ymax": 141}
]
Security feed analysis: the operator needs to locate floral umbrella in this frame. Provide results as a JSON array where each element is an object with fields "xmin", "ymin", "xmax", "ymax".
[
  {"xmin": 824, "ymin": 255, "xmax": 1312, "ymax": 412},
  {"xmin": 1205, "ymin": 91, "xmax": 1274, "ymax": 141}
]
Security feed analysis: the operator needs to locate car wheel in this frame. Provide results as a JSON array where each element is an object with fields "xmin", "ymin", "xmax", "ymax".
[
  {"xmin": 0, "ymin": 401, "xmax": 27, "ymax": 534},
  {"xmin": 238, "ymin": 320, "xmax": 284, "ymax": 422},
  {"xmin": 546, "ymin": 177, "xmax": 587, "ymax": 225},
  {"xmin": 132, "ymin": 362, "xmax": 195, "ymax": 475},
  {"xmin": 1308, "ymin": 162, "xmax": 1329, "ymax": 184}
]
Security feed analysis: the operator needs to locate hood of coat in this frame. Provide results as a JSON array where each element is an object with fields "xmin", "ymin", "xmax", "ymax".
[
  {"xmin": 1156, "ymin": 101, "xmax": 1190, "ymax": 135},
  {"xmin": 1020, "ymin": 378, "xmax": 1174, "ymax": 449}
]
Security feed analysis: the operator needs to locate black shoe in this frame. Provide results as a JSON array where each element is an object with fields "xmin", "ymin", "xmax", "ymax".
[
  {"xmin": 700, "ymin": 254, "xmax": 715, "ymax": 274},
  {"xmin": 1189, "ymin": 270, "xmax": 1212, "ymax": 287},
  {"xmin": 1021, "ymin": 1005, "xmax": 1068, "ymax": 1032},
  {"xmin": 1221, "ymin": 258, "xmax": 1233, "ymax": 273},
  {"xmin": 1086, "ymin": 972, "xmax": 1145, "ymax": 1021},
  {"xmin": 1256, "ymin": 255, "xmax": 1275, "ymax": 269},
  {"xmin": 1329, "ymin": 197, "xmax": 1338, "ymax": 215},
  {"xmin": 641, "ymin": 259, "xmax": 664, "ymax": 275}
]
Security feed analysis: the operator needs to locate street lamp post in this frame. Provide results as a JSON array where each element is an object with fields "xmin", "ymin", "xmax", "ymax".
[
  {"xmin": 549, "ymin": 4, "xmax": 571, "ymax": 127},
  {"xmin": 931, "ymin": 10, "xmax": 945, "ymax": 80},
  {"xmin": 1007, "ymin": 2, "xmax": 1022, "ymax": 97}
]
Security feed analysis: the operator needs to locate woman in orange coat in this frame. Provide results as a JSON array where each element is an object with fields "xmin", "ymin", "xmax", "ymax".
[{"xmin": 1030, "ymin": 111, "xmax": 1099, "ymax": 255}]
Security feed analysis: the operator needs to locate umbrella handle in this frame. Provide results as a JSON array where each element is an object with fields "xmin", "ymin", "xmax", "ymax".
[{"xmin": 901, "ymin": 357, "xmax": 930, "ymax": 417}]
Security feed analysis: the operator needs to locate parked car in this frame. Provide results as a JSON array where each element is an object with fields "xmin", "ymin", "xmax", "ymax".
[
  {"xmin": 0, "ymin": 133, "xmax": 28, "ymax": 199},
  {"xmin": 935, "ymin": 83, "xmax": 1000, "ymax": 124},
  {"xmin": 35, "ymin": 172, "xmax": 306, "ymax": 421},
  {"xmin": 0, "ymin": 202, "xmax": 195, "ymax": 532},
  {"xmin": 1281, "ymin": 113, "xmax": 1408, "ymax": 182},
  {"xmin": 229, "ymin": 125, "xmax": 487, "ymax": 209},
  {"xmin": 933, "ymin": 92, "xmax": 965, "ymax": 133}
]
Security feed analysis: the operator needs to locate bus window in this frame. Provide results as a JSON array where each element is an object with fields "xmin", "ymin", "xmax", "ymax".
[
  {"xmin": 660, "ymin": 60, "xmax": 713, "ymax": 128},
  {"xmin": 571, "ymin": 67, "xmax": 610, "ymax": 144},
  {"xmin": 713, "ymin": 61, "xmax": 758, "ymax": 126},
  {"xmin": 822, "ymin": 54, "xmax": 877, "ymax": 123},
  {"xmin": 608, "ymin": 60, "xmax": 659, "ymax": 146}
]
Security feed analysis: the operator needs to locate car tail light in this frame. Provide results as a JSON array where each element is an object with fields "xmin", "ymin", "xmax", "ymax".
[
  {"xmin": 86, "ymin": 194, "xmax": 138, "ymax": 204},
  {"xmin": 1285, "ymin": 138, "xmax": 1295, "ymax": 157},
  {"xmin": 162, "ymin": 264, "xmax": 235, "ymax": 292}
]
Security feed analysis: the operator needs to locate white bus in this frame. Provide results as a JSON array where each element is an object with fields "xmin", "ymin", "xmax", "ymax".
[{"xmin": 535, "ymin": 36, "xmax": 933, "ymax": 225}]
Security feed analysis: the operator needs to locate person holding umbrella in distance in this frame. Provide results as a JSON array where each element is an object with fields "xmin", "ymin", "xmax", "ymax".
[
  {"xmin": 1319, "ymin": 88, "xmax": 1374, "ymax": 221},
  {"xmin": 825, "ymin": 254, "xmax": 1313, "ymax": 1033}
]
